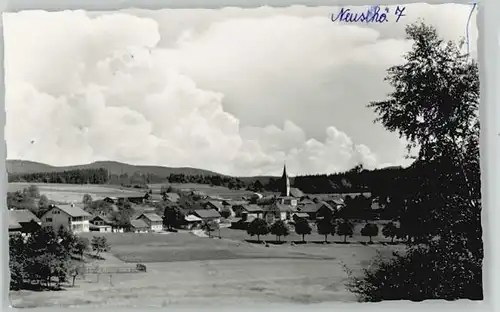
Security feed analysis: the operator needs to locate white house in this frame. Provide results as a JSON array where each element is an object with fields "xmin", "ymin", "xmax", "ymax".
[
  {"xmin": 136, "ymin": 213, "xmax": 163, "ymax": 232},
  {"xmin": 263, "ymin": 204, "xmax": 294, "ymax": 224},
  {"xmin": 41, "ymin": 204, "xmax": 91, "ymax": 233}
]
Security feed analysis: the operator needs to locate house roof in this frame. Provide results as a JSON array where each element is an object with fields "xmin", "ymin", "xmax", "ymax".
[
  {"xmin": 267, "ymin": 204, "xmax": 295, "ymax": 212},
  {"xmin": 138, "ymin": 213, "xmax": 163, "ymax": 222},
  {"xmin": 9, "ymin": 217, "xmax": 22, "ymax": 230},
  {"xmin": 185, "ymin": 215, "xmax": 203, "ymax": 222},
  {"xmin": 279, "ymin": 196, "xmax": 295, "ymax": 200},
  {"xmin": 296, "ymin": 204, "xmax": 318, "ymax": 213},
  {"xmin": 241, "ymin": 204, "xmax": 263, "ymax": 213},
  {"xmin": 91, "ymin": 215, "xmax": 113, "ymax": 224},
  {"xmin": 54, "ymin": 205, "xmax": 92, "ymax": 217},
  {"xmin": 165, "ymin": 193, "xmax": 180, "ymax": 202},
  {"xmin": 130, "ymin": 219, "xmax": 149, "ymax": 229},
  {"xmin": 207, "ymin": 200, "xmax": 224, "ymax": 211},
  {"xmin": 227, "ymin": 200, "xmax": 248, "ymax": 206},
  {"xmin": 9, "ymin": 209, "xmax": 40, "ymax": 223},
  {"xmin": 299, "ymin": 199, "xmax": 315, "ymax": 205},
  {"xmin": 290, "ymin": 187, "xmax": 304, "ymax": 198},
  {"xmin": 371, "ymin": 202, "xmax": 383, "ymax": 210},
  {"xmin": 293, "ymin": 212, "xmax": 309, "ymax": 218},
  {"xmin": 331, "ymin": 198, "xmax": 345, "ymax": 205},
  {"xmin": 318, "ymin": 201, "xmax": 335, "ymax": 211},
  {"xmin": 257, "ymin": 196, "xmax": 276, "ymax": 205},
  {"xmin": 147, "ymin": 193, "xmax": 163, "ymax": 201},
  {"xmin": 193, "ymin": 209, "xmax": 221, "ymax": 219}
]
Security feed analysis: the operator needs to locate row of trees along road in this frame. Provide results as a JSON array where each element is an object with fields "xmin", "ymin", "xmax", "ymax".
[
  {"xmin": 244, "ymin": 217, "xmax": 400, "ymax": 244},
  {"xmin": 345, "ymin": 22, "xmax": 481, "ymax": 301},
  {"xmin": 9, "ymin": 226, "xmax": 110, "ymax": 290}
]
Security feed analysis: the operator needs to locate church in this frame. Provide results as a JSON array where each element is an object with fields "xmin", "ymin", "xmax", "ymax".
[
  {"xmin": 276, "ymin": 164, "xmax": 304, "ymax": 207},
  {"xmin": 261, "ymin": 164, "xmax": 306, "ymax": 224}
]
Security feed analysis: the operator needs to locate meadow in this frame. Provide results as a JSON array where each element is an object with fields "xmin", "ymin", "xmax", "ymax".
[
  {"xmin": 9, "ymin": 182, "xmax": 403, "ymax": 307},
  {"xmin": 10, "ymin": 231, "xmax": 404, "ymax": 308},
  {"xmin": 8, "ymin": 182, "xmax": 147, "ymax": 203},
  {"xmin": 9, "ymin": 182, "xmax": 256, "ymax": 203}
]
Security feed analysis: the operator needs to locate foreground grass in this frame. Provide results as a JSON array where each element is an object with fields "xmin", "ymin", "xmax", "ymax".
[{"xmin": 10, "ymin": 232, "xmax": 402, "ymax": 307}]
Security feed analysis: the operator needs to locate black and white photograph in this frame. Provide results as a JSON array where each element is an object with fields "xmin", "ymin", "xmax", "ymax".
[{"xmin": 5, "ymin": 3, "xmax": 482, "ymax": 307}]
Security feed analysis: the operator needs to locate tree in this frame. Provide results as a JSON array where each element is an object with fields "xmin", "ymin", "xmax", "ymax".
[
  {"xmin": 360, "ymin": 223, "xmax": 379, "ymax": 243},
  {"xmin": 204, "ymin": 220, "xmax": 219, "ymax": 238},
  {"xmin": 336, "ymin": 220, "xmax": 354, "ymax": 243},
  {"xmin": 220, "ymin": 209, "xmax": 232, "ymax": 219},
  {"xmin": 349, "ymin": 22, "xmax": 482, "ymax": 301},
  {"xmin": 382, "ymin": 222, "xmax": 399, "ymax": 243},
  {"xmin": 38, "ymin": 194, "xmax": 50, "ymax": 210},
  {"xmin": 317, "ymin": 218, "xmax": 335, "ymax": 243},
  {"xmin": 68, "ymin": 264, "xmax": 86, "ymax": 287},
  {"xmin": 163, "ymin": 205, "xmax": 185, "ymax": 230},
  {"xmin": 11, "ymin": 227, "xmax": 73, "ymax": 289},
  {"xmin": 26, "ymin": 185, "xmax": 40, "ymax": 198},
  {"xmin": 110, "ymin": 211, "xmax": 131, "ymax": 231},
  {"xmin": 73, "ymin": 237, "xmax": 90, "ymax": 259},
  {"xmin": 246, "ymin": 218, "xmax": 269, "ymax": 242},
  {"xmin": 269, "ymin": 220, "xmax": 290, "ymax": 242},
  {"xmin": 82, "ymin": 194, "xmax": 93, "ymax": 208},
  {"xmin": 91, "ymin": 236, "xmax": 110, "ymax": 257},
  {"xmin": 294, "ymin": 218, "xmax": 312, "ymax": 243}
]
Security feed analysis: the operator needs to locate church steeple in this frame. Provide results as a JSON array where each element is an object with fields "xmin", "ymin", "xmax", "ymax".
[{"xmin": 281, "ymin": 163, "xmax": 290, "ymax": 197}]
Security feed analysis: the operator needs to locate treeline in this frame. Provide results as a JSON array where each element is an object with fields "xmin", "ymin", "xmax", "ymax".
[
  {"xmin": 9, "ymin": 168, "xmax": 109, "ymax": 184},
  {"xmin": 293, "ymin": 165, "xmax": 405, "ymax": 195},
  {"xmin": 108, "ymin": 172, "xmax": 165, "ymax": 188},
  {"xmin": 167, "ymin": 173, "xmax": 246, "ymax": 189}
]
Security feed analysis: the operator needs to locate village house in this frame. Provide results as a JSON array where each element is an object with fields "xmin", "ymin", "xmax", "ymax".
[
  {"xmin": 203, "ymin": 200, "xmax": 224, "ymax": 212},
  {"xmin": 144, "ymin": 193, "xmax": 163, "ymax": 203},
  {"xmin": 101, "ymin": 191, "xmax": 146, "ymax": 205},
  {"xmin": 9, "ymin": 209, "xmax": 41, "ymax": 234},
  {"xmin": 41, "ymin": 204, "xmax": 91, "ymax": 233},
  {"xmin": 263, "ymin": 203, "xmax": 295, "ymax": 224},
  {"xmin": 192, "ymin": 209, "xmax": 221, "ymax": 223},
  {"xmin": 136, "ymin": 213, "xmax": 163, "ymax": 232},
  {"xmin": 129, "ymin": 219, "xmax": 149, "ymax": 233},
  {"xmin": 232, "ymin": 204, "xmax": 263, "ymax": 221},
  {"xmin": 276, "ymin": 196, "xmax": 298, "ymax": 207},
  {"xmin": 298, "ymin": 198, "xmax": 316, "ymax": 206},
  {"xmin": 89, "ymin": 215, "xmax": 113, "ymax": 233},
  {"xmin": 184, "ymin": 214, "xmax": 203, "ymax": 230},
  {"xmin": 296, "ymin": 201, "xmax": 335, "ymax": 220},
  {"xmin": 292, "ymin": 212, "xmax": 310, "ymax": 221}
]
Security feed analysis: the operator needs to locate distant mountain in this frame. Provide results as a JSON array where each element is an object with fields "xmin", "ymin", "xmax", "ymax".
[{"xmin": 6, "ymin": 159, "xmax": 223, "ymax": 177}]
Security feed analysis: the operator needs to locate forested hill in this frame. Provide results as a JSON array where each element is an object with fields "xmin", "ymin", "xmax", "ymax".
[{"xmin": 7, "ymin": 159, "xmax": 409, "ymax": 195}]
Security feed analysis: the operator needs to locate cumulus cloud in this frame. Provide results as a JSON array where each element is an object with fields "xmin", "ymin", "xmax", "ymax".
[{"xmin": 4, "ymin": 5, "xmax": 475, "ymax": 176}]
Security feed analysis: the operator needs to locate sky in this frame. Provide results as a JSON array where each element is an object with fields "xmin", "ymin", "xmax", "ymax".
[{"xmin": 3, "ymin": 4, "xmax": 478, "ymax": 177}]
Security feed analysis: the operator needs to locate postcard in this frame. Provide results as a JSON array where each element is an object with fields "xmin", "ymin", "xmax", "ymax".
[{"xmin": 4, "ymin": 3, "xmax": 481, "ymax": 307}]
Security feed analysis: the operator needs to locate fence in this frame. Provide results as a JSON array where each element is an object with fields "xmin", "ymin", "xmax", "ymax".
[{"xmin": 84, "ymin": 264, "xmax": 147, "ymax": 274}]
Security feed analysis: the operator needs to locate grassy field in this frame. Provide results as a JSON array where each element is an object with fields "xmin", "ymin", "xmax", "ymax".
[
  {"xmin": 9, "ymin": 181, "xmax": 255, "ymax": 203},
  {"xmin": 10, "ymin": 231, "xmax": 404, "ymax": 308},
  {"xmin": 9, "ymin": 182, "xmax": 147, "ymax": 203}
]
